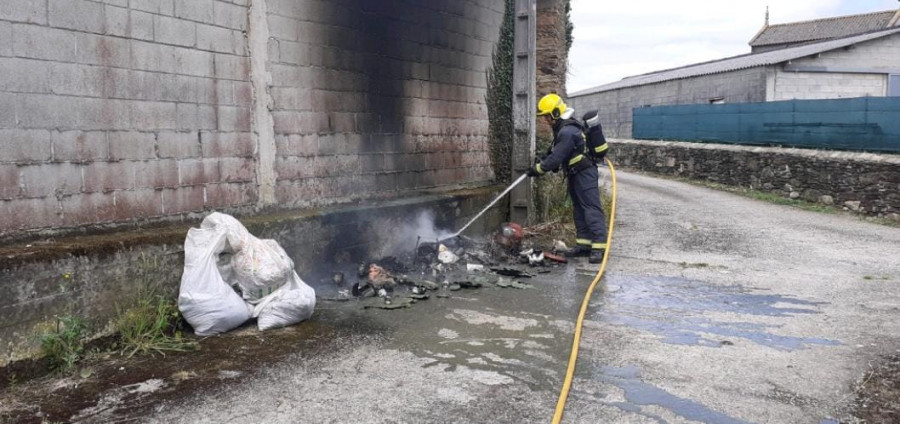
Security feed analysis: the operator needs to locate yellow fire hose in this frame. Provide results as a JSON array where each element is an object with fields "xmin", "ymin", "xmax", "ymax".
[{"xmin": 551, "ymin": 157, "xmax": 618, "ymax": 423}]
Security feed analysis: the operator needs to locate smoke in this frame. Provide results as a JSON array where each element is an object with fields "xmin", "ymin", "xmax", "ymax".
[
  {"xmin": 378, "ymin": 210, "xmax": 454, "ymax": 256},
  {"xmin": 410, "ymin": 210, "xmax": 454, "ymax": 242}
]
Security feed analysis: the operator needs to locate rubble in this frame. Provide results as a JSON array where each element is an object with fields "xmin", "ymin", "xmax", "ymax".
[
  {"xmin": 490, "ymin": 266, "xmax": 536, "ymax": 279},
  {"xmin": 497, "ymin": 278, "xmax": 532, "ymax": 289},
  {"xmin": 437, "ymin": 245, "xmax": 459, "ymax": 264},
  {"xmin": 367, "ymin": 264, "xmax": 397, "ymax": 289},
  {"xmin": 544, "ymin": 252, "xmax": 568, "ymax": 264},
  {"xmin": 553, "ymin": 240, "xmax": 568, "ymax": 253},
  {"xmin": 495, "ymin": 223, "xmax": 524, "ymax": 250},
  {"xmin": 341, "ymin": 221, "xmax": 571, "ymax": 311},
  {"xmin": 520, "ymin": 249, "xmax": 545, "ymax": 265}
]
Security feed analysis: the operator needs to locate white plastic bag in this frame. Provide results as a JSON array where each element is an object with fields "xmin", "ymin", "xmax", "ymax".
[
  {"xmin": 232, "ymin": 238, "xmax": 294, "ymax": 303},
  {"xmin": 252, "ymin": 272, "xmax": 317, "ymax": 331},
  {"xmin": 180, "ymin": 212, "xmax": 316, "ymax": 334},
  {"xmin": 201, "ymin": 213, "xmax": 294, "ymax": 303},
  {"xmin": 178, "ymin": 227, "xmax": 252, "ymax": 336}
]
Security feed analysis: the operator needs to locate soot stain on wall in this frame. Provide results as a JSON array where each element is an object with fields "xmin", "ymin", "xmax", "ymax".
[{"xmin": 324, "ymin": 0, "xmax": 478, "ymax": 137}]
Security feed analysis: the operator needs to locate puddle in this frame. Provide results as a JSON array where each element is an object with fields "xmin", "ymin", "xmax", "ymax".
[
  {"xmin": 599, "ymin": 366, "xmax": 753, "ymax": 424},
  {"xmin": 445, "ymin": 309, "xmax": 541, "ymax": 332},
  {"xmin": 596, "ymin": 275, "xmax": 840, "ymax": 351}
]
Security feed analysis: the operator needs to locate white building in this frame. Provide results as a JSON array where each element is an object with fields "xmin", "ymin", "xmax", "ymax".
[{"xmin": 570, "ymin": 9, "xmax": 900, "ymax": 138}]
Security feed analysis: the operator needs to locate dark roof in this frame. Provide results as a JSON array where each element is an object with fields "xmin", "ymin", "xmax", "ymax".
[
  {"xmin": 570, "ymin": 27, "xmax": 900, "ymax": 97},
  {"xmin": 749, "ymin": 9, "xmax": 898, "ymax": 47}
]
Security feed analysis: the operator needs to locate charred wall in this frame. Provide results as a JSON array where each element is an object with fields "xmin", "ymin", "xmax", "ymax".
[{"xmin": 267, "ymin": 0, "xmax": 504, "ymax": 208}]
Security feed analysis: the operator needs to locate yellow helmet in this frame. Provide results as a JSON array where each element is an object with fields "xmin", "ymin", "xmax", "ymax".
[{"xmin": 537, "ymin": 93, "xmax": 566, "ymax": 118}]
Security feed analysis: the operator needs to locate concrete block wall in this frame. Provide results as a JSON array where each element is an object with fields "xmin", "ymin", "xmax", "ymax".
[
  {"xmin": 788, "ymin": 32, "xmax": 900, "ymax": 70},
  {"xmin": 772, "ymin": 71, "xmax": 885, "ymax": 101},
  {"xmin": 266, "ymin": 0, "xmax": 503, "ymax": 208},
  {"xmin": 0, "ymin": 0, "xmax": 257, "ymax": 237},
  {"xmin": 569, "ymin": 67, "xmax": 769, "ymax": 138},
  {"xmin": 0, "ymin": 0, "xmax": 505, "ymax": 238},
  {"xmin": 771, "ymin": 33, "xmax": 900, "ymax": 101}
]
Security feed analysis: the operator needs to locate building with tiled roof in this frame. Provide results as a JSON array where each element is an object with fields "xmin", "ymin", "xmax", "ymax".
[{"xmin": 749, "ymin": 9, "xmax": 900, "ymax": 53}]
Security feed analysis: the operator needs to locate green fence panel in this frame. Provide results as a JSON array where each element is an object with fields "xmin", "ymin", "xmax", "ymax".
[{"xmin": 632, "ymin": 97, "xmax": 900, "ymax": 153}]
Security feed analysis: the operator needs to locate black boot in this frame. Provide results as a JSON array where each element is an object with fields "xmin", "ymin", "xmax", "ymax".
[
  {"xmin": 589, "ymin": 249, "xmax": 605, "ymax": 264},
  {"xmin": 564, "ymin": 246, "xmax": 591, "ymax": 258}
]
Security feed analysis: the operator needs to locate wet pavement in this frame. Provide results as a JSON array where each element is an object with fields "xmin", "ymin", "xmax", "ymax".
[{"xmin": 3, "ymin": 171, "xmax": 900, "ymax": 423}]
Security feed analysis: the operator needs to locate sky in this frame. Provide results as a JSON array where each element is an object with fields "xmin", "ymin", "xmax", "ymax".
[{"xmin": 567, "ymin": 0, "xmax": 900, "ymax": 93}]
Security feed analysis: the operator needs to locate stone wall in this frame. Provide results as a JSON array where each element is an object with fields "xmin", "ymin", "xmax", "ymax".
[
  {"xmin": 569, "ymin": 67, "xmax": 769, "ymax": 138},
  {"xmin": 0, "ymin": 0, "xmax": 504, "ymax": 238},
  {"xmin": 609, "ymin": 139, "xmax": 900, "ymax": 219},
  {"xmin": 535, "ymin": 0, "xmax": 568, "ymax": 140}
]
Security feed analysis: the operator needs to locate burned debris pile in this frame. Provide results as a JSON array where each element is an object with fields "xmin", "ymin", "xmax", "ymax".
[{"xmin": 324, "ymin": 223, "xmax": 569, "ymax": 310}]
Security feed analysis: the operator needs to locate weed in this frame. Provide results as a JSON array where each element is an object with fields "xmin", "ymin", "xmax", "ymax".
[
  {"xmin": 40, "ymin": 315, "xmax": 87, "ymax": 373},
  {"xmin": 656, "ymin": 175, "xmax": 871, "ymax": 217},
  {"xmin": 863, "ymin": 275, "xmax": 892, "ymax": 281},
  {"xmin": 113, "ymin": 287, "xmax": 197, "ymax": 358}
]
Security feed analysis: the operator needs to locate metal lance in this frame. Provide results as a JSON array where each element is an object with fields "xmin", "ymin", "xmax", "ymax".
[{"xmin": 438, "ymin": 174, "xmax": 529, "ymax": 242}]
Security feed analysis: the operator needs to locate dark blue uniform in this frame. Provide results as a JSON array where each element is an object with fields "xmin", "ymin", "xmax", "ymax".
[{"xmin": 535, "ymin": 119, "xmax": 608, "ymax": 252}]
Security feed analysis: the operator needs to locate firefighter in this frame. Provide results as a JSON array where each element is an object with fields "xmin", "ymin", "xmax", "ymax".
[{"xmin": 527, "ymin": 93, "xmax": 608, "ymax": 264}]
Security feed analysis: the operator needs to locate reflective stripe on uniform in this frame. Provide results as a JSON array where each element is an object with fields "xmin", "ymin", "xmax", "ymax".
[
  {"xmin": 594, "ymin": 144, "xmax": 609, "ymax": 153},
  {"xmin": 536, "ymin": 163, "xmax": 545, "ymax": 175},
  {"xmin": 576, "ymin": 238, "xmax": 591, "ymax": 246},
  {"xmin": 591, "ymin": 243, "xmax": 607, "ymax": 250},
  {"xmin": 568, "ymin": 154, "xmax": 584, "ymax": 166}
]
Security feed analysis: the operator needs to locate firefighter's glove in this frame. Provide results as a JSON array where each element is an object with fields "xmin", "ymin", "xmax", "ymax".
[{"xmin": 526, "ymin": 164, "xmax": 542, "ymax": 178}]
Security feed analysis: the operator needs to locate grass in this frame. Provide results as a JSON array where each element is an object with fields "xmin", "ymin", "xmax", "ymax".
[
  {"xmin": 652, "ymin": 174, "xmax": 900, "ymax": 228},
  {"xmin": 30, "ymin": 251, "xmax": 197, "ymax": 381},
  {"xmin": 113, "ymin": 287, "xmax": 197, "ymax": 358},
  {"xmin": 863, "ymin": 275, "xmax": 892, "ymax": 281},
  {"xmin": 686, "ymin": 179, "xmax": 838, "ymax": 214},
  {"xmin": 741, "ymin": 190, "xmax": 835, "ymax": 214},
  {"xmin": 40, "ymin": 315, "xmax": 87, "ymax": 373}
]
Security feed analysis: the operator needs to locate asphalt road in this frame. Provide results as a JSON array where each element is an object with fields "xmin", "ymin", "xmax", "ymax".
[{"xmin": 80, "ymin": 171, "xmax": 900, "ymax": 423}]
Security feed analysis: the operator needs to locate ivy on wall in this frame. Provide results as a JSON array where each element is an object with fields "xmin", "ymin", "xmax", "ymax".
[{"xmin": 486, "ymin": 0, "xmax": 515, "ymax": 184}]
